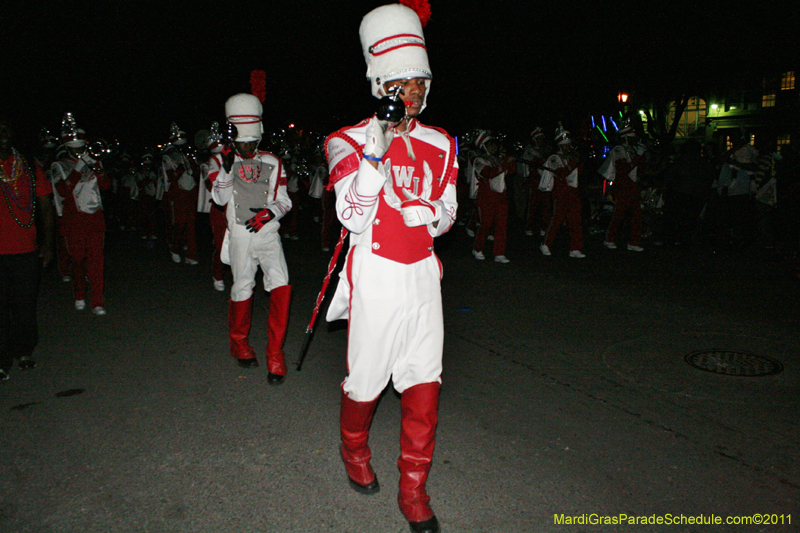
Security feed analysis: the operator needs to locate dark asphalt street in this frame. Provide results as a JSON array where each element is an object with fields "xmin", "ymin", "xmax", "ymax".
[{"xmin": 1, "ymin": 212, "xmax": 798, "ymax": 533}]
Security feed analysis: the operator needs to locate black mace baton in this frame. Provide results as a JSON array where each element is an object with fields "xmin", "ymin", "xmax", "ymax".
[{"xmin": 296, "ymin": 226, "xmax": 349, "ymax": 371}]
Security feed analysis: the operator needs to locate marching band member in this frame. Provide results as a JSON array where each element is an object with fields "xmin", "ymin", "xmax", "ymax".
[
  {"xmin": 52, "ymin": 114, "xmax": 110, "ymax": 315},
  {"xmin": 325, "ymin": 2, "xmax": 457, "ymax": 531},
  {"xmin": 471, "ymin": 131, "xmax": 515, "ymax": 263},
  {"xmin": 161, "ymin": 123, "xmax": 199, "ymax": 264},
  {"xmin": 600, "ymin": 124, "xmax": 646, "ymax": 252},
  {"xmin": 539, "ymin": 125, "xmax": 586, "ymax": 258},
  {"xmin": 211, "ymin": 94, "xmax": 292, "ymax": 384},
  {"xmin": 522, "ymin": 127, "xmax": 552, "ymax": 237},
  {"xmin": 198, "ymin": 124, "xmax": 228, "ymax": 291}
]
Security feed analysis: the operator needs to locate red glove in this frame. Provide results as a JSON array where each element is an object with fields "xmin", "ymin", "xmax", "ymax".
[{"xmin": 245, "ymin": 208, "xmax": 274, "ymax": 233}]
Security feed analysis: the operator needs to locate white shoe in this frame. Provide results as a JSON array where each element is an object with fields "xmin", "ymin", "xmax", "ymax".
[
  {"xmin": 213, "ymin": 279, "xmax": 225, "ymax": 292},
  {"xmin": 524, "ymin": 230, "xmax": 533, "ymax": 236},
  {"xmin": 494, "ymin": 255, "xmax": 510, "ymax": 263},
  {"xmin": 291, "ymin": 235, "xmax": 299, "ymax": 241},
  {"xmin": 569, "ymin": 250, "xmax": 586, "ymax": 258},
  {"xmin": 185, "ymin": 258, "xmax": 199, "ymax": 265},
  {"xmin": 472, "ymin": 249, "xmax": 485, "ymax": 260},
  {"xmin": 92, "ymin": 306, "xmax": 107, "ymax": 316},
  {"xmin": 62, "ymin": 275, "xmax": 71, "ymax": 282},
  {"xmin": 627, "ymin": 244, "xmax": 644, "ymax": 252},
  {"xmin": 603, "ymin": 241, "xmax": 617, "ymax": 249},
  {"xmin": 486, "ymin": 235, "xmax": 494, "ymax": 241},
  {"xmin": 466, "ymin": 228, "xmax": 475, "ymax": 237},
  {"xmin": 540, "ymin": 230, "xmax": 546, "ymax": 237},
  {"xmin": 539, "ymin": 244, "xmax": 551, "ymax": 256},
  {"xmin": 75, "ymin": 299, "xmax": 86, "ymax": 311},
  {"xmin": 171, "ymin": 252, "xmax": 181, "ymax": 263}
]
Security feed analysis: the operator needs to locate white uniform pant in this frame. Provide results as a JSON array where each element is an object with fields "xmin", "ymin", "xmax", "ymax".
[
  {"xmin": 341, "ymin": 247, "xmax": 444, "ymax": 402},
  {"xmin": 227, "ymin": 225, "xmax": 289, "ymax": 302}
]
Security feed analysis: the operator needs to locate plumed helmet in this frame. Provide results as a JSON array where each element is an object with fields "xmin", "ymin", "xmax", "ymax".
[
  {"xmin": 225, "ymin": 93, "xmax": 263, "ymax": 143},
  {"xmin": 360, "ymin": 2, "xmax": 432, "ymax": 107},
  {"xmin": 474, "ymin": 130, "xmax": 495, "ymax": 150},
  {"xmin": 554, "ymin": 123, "xmax": 572, "ymax": 145},
  {"xmin": 169, "ymin": 122, "xmax": 188, "ymax": 146},
  {"xmin": 61, "ymin": 113, "xmax": 86, "ymax": 148}
]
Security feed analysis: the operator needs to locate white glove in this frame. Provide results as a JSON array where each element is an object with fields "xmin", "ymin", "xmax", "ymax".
[
  {"xmin": 363, "ymin": 115, "xmax": 395, "ymax": 161},
  {"xmin": 400, "ymin": 189, "xmax": 441, "ymax": 227}
]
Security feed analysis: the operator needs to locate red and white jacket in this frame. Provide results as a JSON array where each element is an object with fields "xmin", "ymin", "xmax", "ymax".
[{"xmin": 325, "ymin": 118, "xmax": 458, "ymax": 265}]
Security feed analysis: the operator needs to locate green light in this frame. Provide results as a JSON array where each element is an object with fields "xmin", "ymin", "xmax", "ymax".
[{"xmin": 596, "ymin": 126, "xmax": 609, "ymax": 143}]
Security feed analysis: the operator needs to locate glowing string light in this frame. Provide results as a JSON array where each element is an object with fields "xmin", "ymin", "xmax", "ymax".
[
  {"xmin": 610, "ymin": 118, "xmax": 619, "ymax": 131},
  {"xmin": 596, "ymin": 125, "xmax": 609, "ymax": 143},
  {"xmin": 601, "ymin": 115, "xmax": 607, "ymax": 132}
]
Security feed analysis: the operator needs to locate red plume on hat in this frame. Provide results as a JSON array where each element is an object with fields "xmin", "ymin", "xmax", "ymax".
[
  {"xmin": 250, "ymin": 70, "xmax": 267, "ymax": 103},
  {"xmin": 399, "ymin": 0, "xmax": 431, "ymax": 27}
]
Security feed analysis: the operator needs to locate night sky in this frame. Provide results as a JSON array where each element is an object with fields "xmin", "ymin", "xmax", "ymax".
[{"xmin": 4, "ymin": 2, "xmax": 797, "ymax": 151}]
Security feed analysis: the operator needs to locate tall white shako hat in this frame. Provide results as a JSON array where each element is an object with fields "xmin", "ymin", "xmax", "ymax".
[
  {"xmin": 554, "ymin": 123, "xmax": 572, "ymax": 146},
  {"xmin": 61, "ymin": 112, "xmax": 86, "ymax": 148},
  {"xmin": 225, "ymin": 93, "xmax": 263, "ymax": 143},
  {"xmin": 169, "ymin": 122, "xmax": 188, "ymax": 146},
  {"xmin": 360, "ymin": 1, "xmax": 432, "ymax": 110}
]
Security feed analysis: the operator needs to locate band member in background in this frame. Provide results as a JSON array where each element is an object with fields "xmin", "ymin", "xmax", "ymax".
[
  {"xmin": 324, "ymin": 2, "xmax": 456, "ymax": 531},
  {"xmin": 198, "ymin": 124, "xmax": 228, "ymax": 291},
  {"xmin": 161, "ymin": 123, "xmax": 199, "ymax": 264},
  {"xmin": 522, "ymin": 127, "xmax": 552, "ymax": 237},
  {"xmin": 600, "ymin": 124, "xmax": 646, "ymax": 252},
  {"xmin": 52, "ymin": 113, "xmax": 110, "ymax": 315},
  {"xmin": 471, "ymin": 131, "xmax": 514, "ymax": 263},
  {"xmin": 539, "ymin": 125, "xmax": 586, "ymax": 258},
  {"xmin": 211, "ymin": 94, "xmax": 292, "ymax": 384}
]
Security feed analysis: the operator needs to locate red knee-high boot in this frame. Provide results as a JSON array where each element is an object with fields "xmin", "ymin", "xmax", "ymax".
[
  {"xmin": 340, "ymin": 388, "xmax": 380, "ymax": 495},
  {"xmin": 265, "ymin": 285, "xmax": 291, "ymax": 383},
  {"xmin": 229, "ymin": 297, "xmax": 257, "ymax": 368},
  {"xmin": 398, "ymin": 382, "xmax": 441, "ymax": 533}
]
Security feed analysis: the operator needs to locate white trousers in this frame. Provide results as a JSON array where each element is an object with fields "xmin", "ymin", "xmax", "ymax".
[
  {"xmin": 341, "ymin": 247, "xmax": 444, "ymax": 402},
  {"xmin": 228, "ymin": 225, "xmax": 289, "ymax": 301}
]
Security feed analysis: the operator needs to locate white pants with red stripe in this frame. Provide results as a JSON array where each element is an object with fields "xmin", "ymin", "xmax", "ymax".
[{"xmin": 331, "ymin": 246, "xmax": 444, "ymax": 402}]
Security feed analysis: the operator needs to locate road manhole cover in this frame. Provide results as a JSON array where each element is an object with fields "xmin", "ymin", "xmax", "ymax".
[{"xmin": 685, "ymin": 350, "xmax": 783, "ymax": 377}]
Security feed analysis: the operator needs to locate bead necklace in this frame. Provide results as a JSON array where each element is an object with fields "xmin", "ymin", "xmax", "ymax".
[{"xmin": 0, "ymin": 149, "xmax": 36, "ymax": 228}]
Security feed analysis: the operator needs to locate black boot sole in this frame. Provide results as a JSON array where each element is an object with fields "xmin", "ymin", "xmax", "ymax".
[
  {"xmin": 348, "ymin": 476, "xmax": 380, "ymax": 495},
  {"xmin": 409, "ymin": 516, "xmax": 440, "ymax": 533}
]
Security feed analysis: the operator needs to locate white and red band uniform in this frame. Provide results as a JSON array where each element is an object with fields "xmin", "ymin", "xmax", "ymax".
[
  {"xmin": 540, "ymin": 151, "xmax": 583, "ymax": 251},
  {"xmin": 210, "ymin": 150, "xmax": 291, "ymax": 301},
  {"xmin": 325, "ymin": 117, "xmax": 458, "ymax": 401}
]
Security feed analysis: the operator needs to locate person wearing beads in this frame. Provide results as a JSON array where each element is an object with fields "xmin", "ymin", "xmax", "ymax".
[
  {"xmin": 324, "ymin": 3, "xmax": 457, "ymax": 532},
  {"xmin": 211, "ymin": 93, "xmax": 292, "ymax": 384},
  {"xmin": 0, "ymin": 119, "xmax": 55, "ymax": 381},
  {"xmin": 52, "ymin": 114, "xmax": 110, "ymax": 315}
]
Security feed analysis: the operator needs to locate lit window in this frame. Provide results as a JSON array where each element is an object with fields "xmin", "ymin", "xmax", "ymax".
[
  {"xmin": 763, "ymin": 93, "xmax": 776, "ymax": 107},
  {"xmin": 777, "ymin": 134, "xmax": 791, "ymax": 148},
  {"xmin": 781, "ymin": 71, "xmax": 795, "ymax": 90},
  {"xmin": 750, "ymin": 134, "xmax": 756, "ymax": 146},
  {"xmin": 668, "ymin": 96, "xmax": 707, "ymax": 138}
]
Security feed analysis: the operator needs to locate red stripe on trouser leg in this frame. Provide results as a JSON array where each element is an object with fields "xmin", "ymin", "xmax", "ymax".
[
  {"xmin": 266, "ymin": 285, "xmax": 290, "ymax": 375},
  {"xmin": 228, "ymin": 297, "xmax": 255, "ymax": 360},
  {"xmin": 340, "ymin": 388, "xmax": 379, "ymax": 486},
  {"xmin": 398, "ymin": 382, "xmax": 440, "ymax": 522}
]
